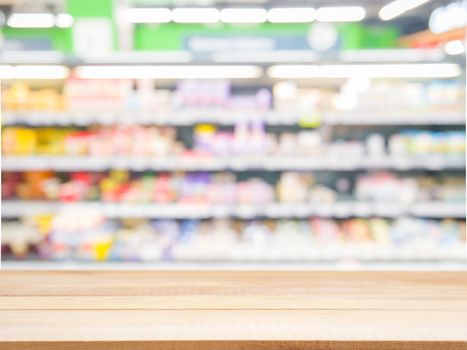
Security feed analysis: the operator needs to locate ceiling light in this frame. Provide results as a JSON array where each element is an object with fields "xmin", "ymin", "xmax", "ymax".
[
  {"xmin": 172, "ymin": 8, "xmax": 220, "ymax": 23},
  {"xmin": 267, "ymin": 64, "xmax": 461, "ymax": 79},
  {"xmin": 0, "ymin": 65, "xmax": 69, "ymax": 79},
  {"xmin": 7, "ymin": 13, "xmax": 55, "ymax": 28},
  {"xmin": 429, "ymin": 2, "xmax": 467, "ymax": 33},
  {"xmin": 124, "ymin": 8, "xmax": 172, "ymax": 23},
  {"xmin": 267, "ymin": 8, "xmax": 316, "ymax": 23},
  {"xmin": 56, "ymin": 13, "xmax": 74, "ymax": 28},
  {"xmin": 379, "ymin": 0, "xmax": 432, "ymax": 21},
  {"xmin": 220, "ymin": 8, "xmax": 267, "ymax": 23},
  {"xmin": 75, "ymin": 65, "xmax": 262, "ymax": 79},
  {"xmin": 444, "ymin": 40, "xmax": 466, "ymax": 56},
  {"xmin": 316, "ymin": 6, "xmax": 366, "ymax": 22}
]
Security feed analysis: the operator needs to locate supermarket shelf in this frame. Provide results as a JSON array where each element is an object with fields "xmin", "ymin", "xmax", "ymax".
[
  {"xmin": 2, "ymin": 201, "xmax": 465, "ymax": 218},
  {"xmin": 2, "ymin": 110, "xmax": 465, "ymax": 126},
  {"xmin": 0, "ymin": 48, "xmax": 447, "ymax": 65},
  {"xmin": 1, "ymin": 110, "xmax": 295, "ymax": 126},
  {"xmin": 2, "ymin": 155, "xmax": 465, "ymax": 171},
  {"xmin": 323, "ymin": 111, "xmax": 466, "ymax": 125}
]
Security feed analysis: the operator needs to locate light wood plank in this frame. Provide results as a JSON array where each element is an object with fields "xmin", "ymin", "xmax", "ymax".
[
  {"xmin": 1, "ymin": 340, "xmax": 465, "ymax": 350},
  {"xmin": 1, "ymin": 271, "xmax": 465, "ymax": 297},
  {"xmin": 1, "ymin": 295, "xmax": 466, "ymax": 310},
  {"xmin": 1, "ymin": 309, "xmax": 466, "ymax": 341},
  {"xmin": 0, "ymin": 271, "xmax": 466, "ymax": 350}
]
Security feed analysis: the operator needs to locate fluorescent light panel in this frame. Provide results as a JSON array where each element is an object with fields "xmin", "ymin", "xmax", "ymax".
[
  {"xmin": 125, "ymin": 8, "xmax": 171, "ymax": 23},
  {"xmin": 429, "ymin": 3, "xmax": 467, "ymax": 34},
  {"xmin": 123, "ymin": 6, "xmax": 366, "ymax": 24},
  {"xmin": 267, "ymin": 7, "xmax": 315, "ymax": 23},
  {"xmin": 0, "ymin": 65, "xmax": 69, "ymax": 79},
  {"xmin": 7, "ymin": 13, "xmax": 55, "ymax": 28},
  {"xmin": 56, "ymin": 13, "xmax": 74, "ymax": 27},
  {"xmin": 7, "ymin": 13, "xmax": 73, "ymax": 28},
  {"xmin": 267, "ymin": 64, "xmax": 461, "ymax": 79},
  {"xmin": 172, "ymin": 8, "xmax": 219, "ymax": 23},
  {"xmin": 379, "ymin": 0, "xmax": 432, "ymax": 21},
  {"xmin": 75, "ymin": 65, "xmax": 262, "ymax": 79},
  {"xmin": 220, "ymin": 8, "xmax": 267, "ymax": 23},
  {"xmin": 316, "ymin": 6, "xmax": 366, "ymax": 22}
]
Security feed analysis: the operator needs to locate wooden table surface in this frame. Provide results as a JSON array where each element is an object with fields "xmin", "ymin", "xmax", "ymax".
[{"xmin": 0, "ymin": 271, "xmax": 466, "ymax": 350}]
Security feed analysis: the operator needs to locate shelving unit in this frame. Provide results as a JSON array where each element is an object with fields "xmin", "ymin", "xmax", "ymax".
[
  {"xmin": 2, "ymin": 200, "xmax": 465, "ymax": 219},
  {"xmin": 0, "ymin": 48, "xmax": 450, "ymax": 65},
  {"xmin": 2, "ymin": 155, "xmax": 465, "ymax": 171},
  {"xmin": 2, "ymin": 110, "xmax": 465, "ymax": 126},
  {"xmin": 2, "ymin": 48, "xmax": 465, "ymax": 266}
]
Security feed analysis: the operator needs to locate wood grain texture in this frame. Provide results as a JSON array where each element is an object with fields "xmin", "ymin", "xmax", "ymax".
[
  {"xmin": 0, "ymin": 271, "xmax": 466, "ymax": 350},
  {"xmin": 2, "ymin": 341, "xmax": 466, "ymax": 350}
]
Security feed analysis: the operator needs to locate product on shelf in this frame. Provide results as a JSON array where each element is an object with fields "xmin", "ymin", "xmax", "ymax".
[
  {"xmin": 1, "ymin": 170, "xmax": 274, "ymax": 204},
  {"xmin": 2, "ymin": 79, "xmax": 273, "ymax": 115},
  {"xmin": 2, "ymin": 83, "xmax": 65, "ymax": 111},
  {"xmin": 330, "ymin": 80, "xmax": 466, "ymax": 113},
  {"xmin": 389, "ymin": 131, "xmax": 466, "ymax": 156},
  {"xmin": 193, "ymin": 122, "xmax": 269, "ymax": 156},
  {"xmin": 277, "ymin": 172, "xmax": 314, "ymax": 203},
  {"xmin": 3, "ymin": 79, "xmax": 464, "ymax": 123},
  {"xmin": 2, "ymin": 125, "xmax": 181, "ymax": 157},
  {"xmin": 2, "ymin": 170, "xmax": 465, "ymax": 205},
  {"xmin": 354, "ymin": 172, "xmax": 465, "ymax": 203},
  {"xmin": 3, "ymin": 126, "xmax": 465, "ymax": 158},
  {"xmin": 65, "ymin": 78, "xmax": 133, "ymax": 113},
  {"xmin": 2, "ymin": 216, "xmax": 465, "ymax": 262}
]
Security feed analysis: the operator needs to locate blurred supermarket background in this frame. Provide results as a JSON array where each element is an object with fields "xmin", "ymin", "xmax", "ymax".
[{"xmin": 0, "ymin": 0, "xmax": 466, "ymax": 269}]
